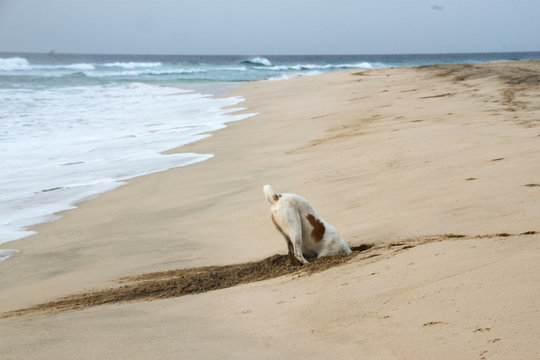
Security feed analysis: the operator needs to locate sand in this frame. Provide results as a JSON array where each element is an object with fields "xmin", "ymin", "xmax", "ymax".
[{"xmin": 1, "ymin": 61, "xmax": 540, "ymax": 359}]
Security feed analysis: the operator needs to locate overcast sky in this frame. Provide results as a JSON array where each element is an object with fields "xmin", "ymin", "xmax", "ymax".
[{"xmin": 0, "ymin": 0, "xmax": 539, "ymax": 55}]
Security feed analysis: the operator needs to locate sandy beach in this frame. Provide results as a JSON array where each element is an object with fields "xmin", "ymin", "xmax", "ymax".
[{"xmin": 1, "ymin": 61, "xmax": 540, "ymax": 359}]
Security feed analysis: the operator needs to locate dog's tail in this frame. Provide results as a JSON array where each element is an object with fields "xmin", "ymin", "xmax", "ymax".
[{"xmin": 263, "ymin": 185, "xmax": 281, "ymax": 205}]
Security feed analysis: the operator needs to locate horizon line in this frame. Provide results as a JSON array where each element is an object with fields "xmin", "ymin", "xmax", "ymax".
[{"xmin": 1, "ymin": 50, "xmax": 540, "ymax": 58}]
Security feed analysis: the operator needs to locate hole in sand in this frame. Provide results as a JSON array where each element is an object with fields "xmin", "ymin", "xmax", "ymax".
[
  {"xmin": 5, "ymin": 231, "xmax": 537, "ymax": 318},
  {"xmin": 3, "ymin": 244, "xmax": 375, "ymax": 318}
]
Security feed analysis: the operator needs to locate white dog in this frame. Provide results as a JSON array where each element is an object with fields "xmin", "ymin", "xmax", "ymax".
[{"xmin": 263, "ymin": 185, "xmax": 352, "ymax": 264}]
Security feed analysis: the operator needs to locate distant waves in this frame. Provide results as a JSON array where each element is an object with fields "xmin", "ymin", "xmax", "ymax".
[{"xmin": 0, "ymin": 55, "xmax": 381, "ymax": 85}]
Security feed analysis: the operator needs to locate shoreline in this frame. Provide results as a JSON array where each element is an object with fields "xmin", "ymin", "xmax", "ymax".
[
  {"xmin": 0, "ymin": 80, "xmax": 249, "ymax": 261},
  {"xmin": 1, "ymin": 60, "xmax": 540, "ymax": 359},
  {"xmin": 0, "ymin": 57, "xmax": 535, "ymax": 258},
  {"xmin": 2, "ymin": 59, "xmax": 540, "ymax": 294}
]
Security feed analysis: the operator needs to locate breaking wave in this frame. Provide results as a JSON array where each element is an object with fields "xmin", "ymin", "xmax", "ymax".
[
  {"xmin": 0, "ymin": 57, "xmax": 31, "ymax": 71},
  {"xmin": 83, "ymin": 68, "xmax": 207, "ymax": 78},
  {"xmin": 1, "ymin": 55, "xmax": 382, "ymax": 85},
  {"xmin": 258, "ymin": 62, "xmax": 375, "ymax": 71},
  {"xmin": 0, "ymin": 57, "xmax": 95, "ymax": 71},
  {"xmin": 102, "ymin": 62, "xmax": 162, "ymax": 69},
  {"xmin": 240, "ymin": 57, "xmax": 272, "ymax": 66},
  {"xmin": 46, "ymin": 63, "xmax": 96, "ymax": 70}
]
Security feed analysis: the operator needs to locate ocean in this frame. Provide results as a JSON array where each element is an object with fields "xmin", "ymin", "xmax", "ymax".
[{"xmin": 1, "ymin": 51, "xmax": 540, "ymax": 261}]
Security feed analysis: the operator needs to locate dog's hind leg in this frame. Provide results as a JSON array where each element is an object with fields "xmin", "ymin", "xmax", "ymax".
[
  {"xmin": 272, "ymin": 215, "xmax": 296, "ymax": 261},
  {"xmin": 272, "ymin": 208, "xmax": 308, "ymax": 264},
  {"xmin": 286, "ymin": 239, "xmax": 295, "ymax": 260}
]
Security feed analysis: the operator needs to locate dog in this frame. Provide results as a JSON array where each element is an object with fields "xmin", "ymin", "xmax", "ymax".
[{"xmin": 263, "ymin": 185, "xmax": 352, "ymax": 264}]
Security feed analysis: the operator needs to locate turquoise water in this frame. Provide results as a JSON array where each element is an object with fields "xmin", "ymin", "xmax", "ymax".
[{"xmin": 2, "ymin": 52, "xmax": 540, "ymax": 88}]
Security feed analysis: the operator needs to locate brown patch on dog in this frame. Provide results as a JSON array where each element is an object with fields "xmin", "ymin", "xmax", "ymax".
[{"xmin": 306, "ymin": 214, "xmax": 325, "ymax": 242}]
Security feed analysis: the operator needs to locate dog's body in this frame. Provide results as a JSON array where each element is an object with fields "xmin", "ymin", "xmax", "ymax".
[{"xmin": 263, "ymin": 185, "xmax": 352, "ymax": 264}]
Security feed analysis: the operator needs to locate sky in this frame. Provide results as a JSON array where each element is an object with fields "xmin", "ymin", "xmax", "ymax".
[{"xmin": 0, "ymin": 0, "xmax": 539, "ymax": 55}]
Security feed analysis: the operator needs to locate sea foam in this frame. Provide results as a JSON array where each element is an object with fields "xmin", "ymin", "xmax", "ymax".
[
  {"xmin": 258, "ymin": 62, "xmax": 375, "ymax": 71},
  {"xmin": 50, "ymin": 63, "xmax": 96, "ymax": 70},
  {"xmin": 0, "ymin": 57, "xmax": 31, "ymax": 71},
  {"xmin": 84, "ymin": 68, "xmax": 207, "ymax": 78},
  {"xmin": 0, "ymin": 82, "xmax": 254, "ymax": 260},
  {"xmin": 102, "ymin": 61, "xmax": 163, "ymax": 69},
  {"xmin": 0, "ymin": 57, "xmax": 96, "ymax": 71}
]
